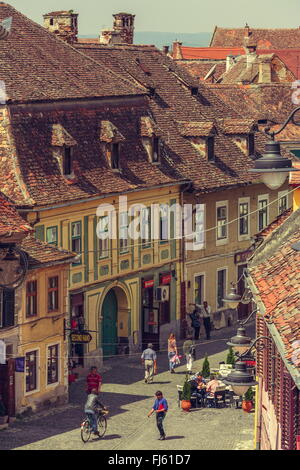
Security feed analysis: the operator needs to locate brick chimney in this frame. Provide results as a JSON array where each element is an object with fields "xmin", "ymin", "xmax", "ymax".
[
  {"xmin": 43, "ymin": 10, "xmax": 78, "ymax": 44},
  {"xmin": 172, "ymin": 41, "xmax": 183, "ymax": 59},
  {"xmin": 99, "ymin": 12, "xmax": 135, "ymax": 45}
]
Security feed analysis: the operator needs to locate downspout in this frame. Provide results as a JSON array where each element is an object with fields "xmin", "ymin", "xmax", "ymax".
[{"xmin": 180, "ymin": 182, "xmax": 193, "ymax": 337}]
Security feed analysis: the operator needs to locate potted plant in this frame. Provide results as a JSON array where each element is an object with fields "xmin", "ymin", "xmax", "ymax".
[
  {"xmin": 226, "ymin": 347, "xmax": 236, "ymax": 366},
  {"xmin": 0, "ymin": 396, "xmax": 8, "ymax": 425},
  {"xmin": 242, "ymin": 387, "xmax": 254, "ymax": 413},
  {"xmin": 201, "ymin": 354, "xmax": 210, "ymax": 379},
  {"xmin": 181, "ymin": 374, "xmax": 192, "ymax": 412}
]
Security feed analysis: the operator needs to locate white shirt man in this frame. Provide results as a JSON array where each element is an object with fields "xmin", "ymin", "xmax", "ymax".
[{"xmin": 196, "ymin": 301, "xmax": 212, "ymax": 340}]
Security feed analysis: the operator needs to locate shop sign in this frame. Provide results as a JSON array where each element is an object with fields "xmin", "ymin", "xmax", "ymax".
[
  {"xmin": 15, "ymin": 357, "xmax": 25, "ymax": 372},
  {"xmin": 234, "ymin": 250, "xmax": 252, "ymax": 264},
  {"xmin": 161, "ymin": 274, "xmax": 171, "ymax": 285},
  {"xmin": 143, "ymin": 279, "xmax": 154, "ymax": 288},
  {"xmin": 70, "ymin": 332, "xmax": 92, "ymax": 344}
]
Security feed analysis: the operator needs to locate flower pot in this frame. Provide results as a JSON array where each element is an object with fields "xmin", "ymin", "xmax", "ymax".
[
  {"xmin": 181, "ymin": 400, "xmax": 191, "ymax": 412},
  {"xmin": 0, "ymin": 415, "xmax": 8, "ymax": 424},
  {"xmin": 242, "ymin": 400, "xmax": 253, "ymax": 413}
]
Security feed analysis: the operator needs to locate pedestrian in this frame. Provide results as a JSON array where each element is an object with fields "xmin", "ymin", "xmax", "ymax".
[
  {"xmin": 198, "ymin": 301, "xmax": 212, "ymax": 340},
  {"xmin": 84, "ymin": 388, "xmax": 108, "ymax": 436},
  {"xmin": 167, "ymin": 333, "xmax": 178, "ymax": 374},
  {"xmin": 141, "ymin": 343, "xmax": 157, "ymax": 384},
  {"xmin": 147, "ymin": 390, "xmax": 168, "ymax": 440},
  {"xmin": 86, "ymin": 366, "xmax": 102, "ymax": 394},
  {"xmin": 182, "ymin": 335, "xmax": 195, "ymax": 374},
  {"xmin": 189, "ymin": 305, "xmax": 201, "ymax": 340}
]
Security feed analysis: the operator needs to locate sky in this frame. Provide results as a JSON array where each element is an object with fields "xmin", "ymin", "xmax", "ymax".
[{"xmin": 6, "ymin": 0, "xmax": 300, "ymax": 34}]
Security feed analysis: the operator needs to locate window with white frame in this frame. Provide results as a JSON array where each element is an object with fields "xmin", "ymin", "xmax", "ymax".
[
  {"xmin": 278, "ymin": 190, "xmax": 289, "ymax": 215},
  {"xmin": 159, "ymin": 204, "xmax": 169, "ymax": 241},
  {"xmin": 141, "ymin": 207, "xmax": 151, "ymax": 248},
  {"xmin": 216, "ymin": 201, "xmax": 228, "ymax": 243},
  {"xmin": 217, "ymin": 268, "xmax": 227, "ymax": 309},
  {"xmin": 238, "ymin": 198, "xmax": 250, "ymax": 239},
  {"xmin": 98, "ymin": 215, "xmax": 110, "ymax": 259},
  {"xmin": 46, "ymin": 226, "xmax": 58, "ymax": 245},
  {"xmin": 194, "ymin": 204, "xmax": 205, "ymax": 248},
  {"xmin": 47, "ymin": 344, "xmax": 59, "ymax": 385},
  {"xmin": 25, "ymin": 350, "xmax": 38, "ymax": 393},
  {"xmin": 119, "ymin": 212, "xmax": 129, "ymax": 254},
  {"xmin": 258, "ymin": 195, "xmax": 269, "ymax": 231}
]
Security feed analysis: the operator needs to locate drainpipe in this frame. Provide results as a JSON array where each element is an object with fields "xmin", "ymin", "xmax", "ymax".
[{"xmin": 180, "ymin": 182, "xmax": 193, "ymax": 337}]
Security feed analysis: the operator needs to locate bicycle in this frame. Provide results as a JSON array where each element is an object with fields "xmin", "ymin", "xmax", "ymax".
[{"xmin": 80, "ymin": 410, "xmax": 108, "ymax": 443}]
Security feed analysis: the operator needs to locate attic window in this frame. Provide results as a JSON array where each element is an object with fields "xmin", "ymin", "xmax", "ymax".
[
  {"xmin": 63, "ymin": 146, "xmax": 73, "ymax": 176},
  {"xmin": 50, "ymin": 18, "xmax": 54, "ymax": 26},
  {"xmin": 207, "ymin": 136, "xmax": 215, "ymax": 161},
  {"xmin": 152, "ymin": 137, "xmax": 160, "ymax": 163},
  {"xmin": 248, "ymin": 134, "xmax": 255, "ymax": 156},
  {"xmin": 111, "ymin": 143, "xmax": 120, "ymax": 170},
  {"xmin": 191, "ymin": 87, "xmax": 198, "ymax": 96}
]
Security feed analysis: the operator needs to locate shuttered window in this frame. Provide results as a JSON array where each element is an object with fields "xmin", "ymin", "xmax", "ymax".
[
  {"xmin": 0, "ymin": 289, "xmax": 15, "ymax": 328},
  {"xmin": 280, "ymin": 369, "xmax": 297, "ymax": 450}
]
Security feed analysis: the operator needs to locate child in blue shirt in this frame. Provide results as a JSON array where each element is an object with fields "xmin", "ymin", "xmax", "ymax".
[{"xmin": 147, "ymin": 390, "xmax": 168, "ymax": 440}]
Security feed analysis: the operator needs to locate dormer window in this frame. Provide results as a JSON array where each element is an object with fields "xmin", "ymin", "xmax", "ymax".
[
  {"xmin": 140, "ymin": 116, "xmax": 161, "ymax": 164},
  {"xmin": 111, "ymin": 143, "xmax": 120, "ymax": 170},
  {"xmin": 152, "ymin": 137, "xmax": 160, "ymax": 163},
  {"xmin": 207, "ymin": 136, "xmax": 215, "ymax": 161},
  {"xmin": 248, "ymin": 133, "xmax": 255, "ymax": 156},
  {"xmin": 63, "ymin": 146, "xmax": 73, "ymax": 176}
]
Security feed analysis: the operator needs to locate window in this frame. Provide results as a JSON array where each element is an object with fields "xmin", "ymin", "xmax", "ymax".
[
  {"xmin": 159, "ymin": 205, "xmax": 169, "ymax": 241},
  {"xmin": 152, "ymin": 137, "xmax": 160, "ymax": 163},
  {"xmin": 26, "ymin": 281, "xmax": 37, "ymax": 317},
  {"xmin": 111, "ymin": 143, "xmax": 120, "ymax": 169},
  {"xmin": 194, "ymin": 274, "xmax": 204, "ymax": 305},
  {"xmin": 46, "ymin": 226, "xmax": 58, "ymax": 245},
  {"xmin": 119, "ymin": 212, "xmax": 129, "ymax": 254},
  {"xmin": 63, "ymin": 146, "xmax": 73, "ymax": 176},
  {"xmin": 141, "ymin": 207, "xmax": 151, "ymax": 248},
  {"xmin": 25, "ymin": 350, "xmax": 38, "ymax": 392},
  {"xmin": 248, "ymin": 134, "xmax": 255, "ymax": 156},
  {"xmin": 49, "ymin": 18, "xmax": 54, "ymax": 26},
  {"xmin": 278, "ymin": 190, "xmax": 288, "ymax": 215},
  {"xmin": 258, "ymin": 195, "xmax": 268, "ymax": 231},
  {"xmin": 48, "ymin": 276, "xmax": 59, "ymax": 312},
  {"xmin": 238, "ymin": 198, "xmax": 250, "ymax": 238},
  {"xmin": 217, "ymin": 269, "xmax": 227, "ymax": 309},
  {"xmin": 207, "ymin": 136, "xmax": 214, "ymax": 161},
  {"xmin": 194, "ymin": 204, "xmax": 205, "ymax": 248},
  {"xmin": 71, "ymin": 221, "xmax": 82, "ymax": 264},
  {"xmin": 0, "ymin": 289, "xmax": 15, "ymax": 328},
  {"xmin": 98, "ymin": 215, "xmax": 110, "ymax": 259},
  {"xmin": 47, "ymin": 344, "xmax": 59, "ymax": 385},
  {"xmin": 216, "ymin": 202, "xmax": 228, "ymax": 242}
]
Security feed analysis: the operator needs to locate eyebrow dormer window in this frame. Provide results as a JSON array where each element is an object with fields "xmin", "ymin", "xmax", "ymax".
[
  {"xmin": 111, "ymin": 143, "xmax": 120, "ymax": 170},
  {"xmin": 63, "ymin": 146, "xmax": 73, "ymax": 176},
  {"xmin": 207, "ymin": 136, "xmax": 215, "ymax": 161}
]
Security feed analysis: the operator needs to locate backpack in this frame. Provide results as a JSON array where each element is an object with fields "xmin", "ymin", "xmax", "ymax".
[{"xmin": 189, "ymin": 345, "xmax": 196, "ymax": 360}]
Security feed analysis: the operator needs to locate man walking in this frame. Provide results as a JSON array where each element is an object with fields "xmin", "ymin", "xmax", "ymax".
[
  {"xmin": 183, "ymin": 335, "xmax": 195, "ymax": 374},
  {"xmin": 199, "ymin": 301, "xmax": 212, "ymax": 340},
  {"xmin": 189, "ymin": 305, "xmax": 201, "ymax": 340},
  {"xmin": 148, "ymin": 391, "xmax": 168, "ymax": 440},
  {"xmin": 141, "ymin": 343, "xmax": 157, "ymax": 384}
]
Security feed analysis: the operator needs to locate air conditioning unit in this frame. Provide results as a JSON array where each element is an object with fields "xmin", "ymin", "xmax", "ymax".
[{"xmin": 155, "ymin": 286, "xmax": 169, "ymax": 302}]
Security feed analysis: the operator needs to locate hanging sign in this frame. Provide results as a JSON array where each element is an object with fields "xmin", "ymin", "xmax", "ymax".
[
  {"xmin": 70, "ymin": 332, "xmax": 92, "ymax": 344},
  {"xmin": 161, "ymin": 274, "xmax": 171, "ymax": 285},
  {"xmin": 143, "ymin": 279, "xmax": 154, "ymax": 288},
  {"xmin": 15, "ymin": 357, "xmax": 25, "ymax": 372}
]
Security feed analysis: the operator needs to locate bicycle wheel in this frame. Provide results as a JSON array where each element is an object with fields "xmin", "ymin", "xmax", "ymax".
[
  {"xmin": 81, "ymin": 419, "xmax": 92, "ymax": 443},
  {"xmin": 97, "ymin": 414, "xmax": 107, "ymax": 437}
]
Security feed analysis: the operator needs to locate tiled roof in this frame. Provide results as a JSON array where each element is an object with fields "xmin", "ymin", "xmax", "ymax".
[
  {"xmin": 210, "ymin": 27, "xmax": 300, "ymax": 49},
  {"xmin": 99, "ymin": 121, "xmax": 125, "ymax": 143},
  {"xmin": 19, "ymin": 235, "xmax": 75, "ymax": 267},
  {"xmin": 51, "ymin": 124, "xmax": 77, "ymax": 147},
  {"xmin": 176, "ymin": 60, "xmax": 226, "ymax": 82},
  {"xmin": 77, "ymin": 37, "xmax": 98, "ymax": 44},
  {"xmin": 219, "ymin": 118, "xmax": 255, "ymax": 134},
  {"xmin": 248, "ymin": 208, "xmax": 300, "ymax": 369},
  {"xmin": 177, "ymin": 46, "xmax": 300, "ymax": 78},
  {"xmin": 0, "ymin": 192, "xmax": 32, "ymax": 238},
  {"xmin": 176, "ymin": 121, "xmax": 215, "ymax": 137},
  {"xmin": 254, "ymin": 208, "xmax": 293, "ymax": 239},
  {"xmin": 0, "ymin": 3, "xmax": 144, "ymax": 103}
]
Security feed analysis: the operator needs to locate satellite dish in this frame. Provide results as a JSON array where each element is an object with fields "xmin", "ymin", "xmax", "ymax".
[
  {"xmin": 0, "ymin": 17, "xmax": 12, "ymax": 40},
  {"xmin": 203, "ymin": 64, "xmax": 217, "ymax": 81}
]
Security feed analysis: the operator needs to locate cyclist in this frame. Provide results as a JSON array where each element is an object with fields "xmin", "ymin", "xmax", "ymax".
[{"xmin": 84, "ymin": 388, "xmax": 108, "ymax": 436}]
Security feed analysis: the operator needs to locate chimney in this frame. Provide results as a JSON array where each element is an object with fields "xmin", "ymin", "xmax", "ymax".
[
  {"xmin": 172, "ymin": 41, "xmax": 183, "ymax": 60},
  {"xmin": 258, "ymin": 60, "xmax": 272, "ymax": 83},
  {"xmin": 112, "ymin": 13, "xmax": 135, "ymax": 44},
  {"xmin": 163, "ymin": 45, "xmax": 169, "ymax": 55},
  {"xmin": 226, "ymin": 55, "xmax": 236, "ymax": 71},
  {"xmin": 43, "ymin": 10, "xmax": 78, "ymax": 44},
  {"xmin": 243, "ymin": 36, "xmax": 257, "ymax": 68},
  {"xmin": 244, "ymin": 23, "xmax": 250, "ymax": 38}
]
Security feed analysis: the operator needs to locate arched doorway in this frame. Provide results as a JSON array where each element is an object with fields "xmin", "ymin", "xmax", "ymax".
[{"xmin": 101, "ymin": 285, "xmax": 130, "ymax": 358}]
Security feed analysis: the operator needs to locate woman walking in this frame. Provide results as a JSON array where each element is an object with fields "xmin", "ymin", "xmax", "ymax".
[{"xmin": 168, "ymin": 333, "xmax": 178, "ymax": 374}]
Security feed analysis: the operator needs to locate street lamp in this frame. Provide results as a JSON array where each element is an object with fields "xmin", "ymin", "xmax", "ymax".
[
  {"xmin": 249, "ymin": 107, "xmax": 300, "ymax": 189},
  {"xmin": 222, "ymin": 282, "xmax": 242, "ymax": 309},
  {"xmin": 222, "ymin": 361, "xmax": 258, "ymax": 396}
]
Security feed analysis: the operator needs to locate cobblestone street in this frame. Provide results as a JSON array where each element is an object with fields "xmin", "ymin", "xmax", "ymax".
[{"xmin": 0, "ymin": 325, "xmax": 255, "ymax": 451}]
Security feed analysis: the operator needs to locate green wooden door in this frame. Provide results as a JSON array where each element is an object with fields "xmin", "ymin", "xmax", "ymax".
[{"xmin": 102, "ymin": 290, "xmax": 118, "ymax": 357}]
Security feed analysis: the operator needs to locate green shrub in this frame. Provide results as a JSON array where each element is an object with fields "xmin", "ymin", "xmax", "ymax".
[
  {"xmin": 244, "ymin": 387, "xmax": 254, "ymax": 401},
  {"xmin": 201, "ymin": 354, "xmax": 210, "ymax": 378},
  {"xmin": 182, "ymin": 374, "xmax": 191, "ymax": 401},
  {"xmin": 226, "ymin": 347, "xmax": 236, "ymax": 365}
]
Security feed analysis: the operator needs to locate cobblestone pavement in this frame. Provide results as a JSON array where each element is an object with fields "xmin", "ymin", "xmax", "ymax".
[{"xmin": 0, "ymin": 324, "xmax": 255, "ymax": 450}]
